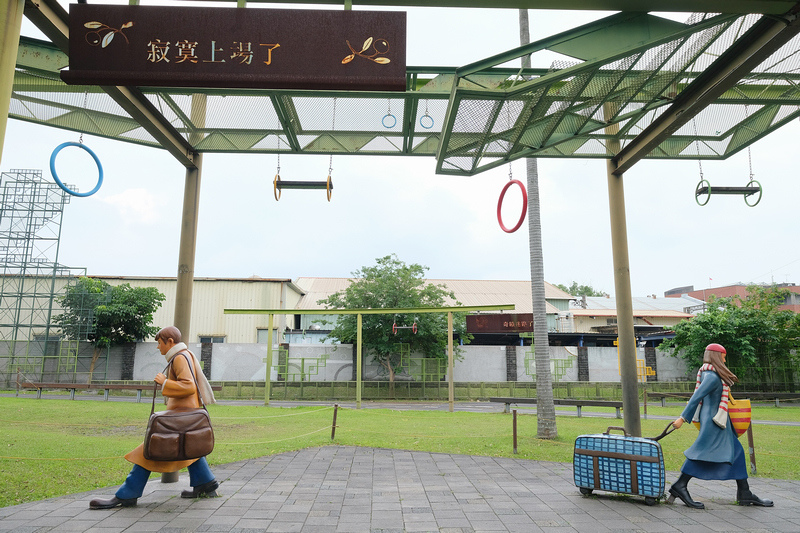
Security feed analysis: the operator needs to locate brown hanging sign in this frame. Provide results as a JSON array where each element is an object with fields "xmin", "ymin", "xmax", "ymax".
[{"xmin": 61, "ymin": 4, "xmax": 406, "ymax": 91}]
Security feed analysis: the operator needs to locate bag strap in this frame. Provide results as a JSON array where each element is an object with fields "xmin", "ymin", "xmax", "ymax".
[
  {"xmin": 180, "ymin": 351, "xmax": 207, "ymax": 409},
  {"xmin": 149, "ymin": 351, "xmax": 206, "ymax": 415}
]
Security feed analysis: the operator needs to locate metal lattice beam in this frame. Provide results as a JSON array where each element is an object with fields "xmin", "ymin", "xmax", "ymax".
[{"xmin": 13, "ymin": 2, "xmax": 800, "ymax": 176}]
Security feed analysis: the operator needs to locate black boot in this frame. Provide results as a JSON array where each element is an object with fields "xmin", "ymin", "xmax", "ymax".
[
  {"xmin": 668, "ymin": 473, "xmax": 705, "ymax": 509},
  {"xmin": 89, "ymin": 496, "xmax": 137, "ymax": 510},
  {"xmin": 181, "ymin": 479, "xmax": 219, "ymax": 499},
  {"xmin": 736, "ymin": 479, "xmax": 774, "ymax": 507}
]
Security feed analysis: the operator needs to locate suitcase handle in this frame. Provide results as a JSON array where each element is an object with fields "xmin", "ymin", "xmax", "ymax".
[
  {"xmin": 649, "ymin": 421, "xmax": 677, "ymax": 441},
  {"xmin": 604, "ymin": 426, "xmax": 629, "ymax": 436}
]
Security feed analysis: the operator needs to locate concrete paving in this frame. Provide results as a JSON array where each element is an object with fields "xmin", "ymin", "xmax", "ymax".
[
  {"xmin": 1, "ymin": 444, "xmax": 798, "ymax": 533},
  {"xmin": 2, "ymin": 398, "xmax": 798, "ymax": 532}
]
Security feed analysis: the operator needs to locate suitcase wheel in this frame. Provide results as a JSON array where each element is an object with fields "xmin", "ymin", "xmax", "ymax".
[
  {"xmin": 579, "ymin": 487, "xmax": 593, "ymax": 496},
  {"xmin": 644, "ymin": 497, "xmax": 657, "ymax": 506}
]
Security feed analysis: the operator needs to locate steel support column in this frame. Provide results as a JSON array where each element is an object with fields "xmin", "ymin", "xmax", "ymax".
[
  {"xmin": 174, "ymin": 152, "xmax": 202, "ymax": 340},
  {"xmin": 0, "ymin": 0, "xmax": 24, "ymax": 169},
  {"xmin": 174, "ymin": 94, "xmax": 206, "ymax": 340},
  {"xmin": 605, "ymin": 105, "xmax": 641, "ymax": 437}
]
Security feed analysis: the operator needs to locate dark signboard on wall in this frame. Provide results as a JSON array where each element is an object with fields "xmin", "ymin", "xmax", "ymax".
[
  {"xmin": 467, "ymin": 314, "xmax": 534, "ymax": 334},
  {"xmin": 61, "ymin": 5, "xmax": 406, "ymax": 91}
]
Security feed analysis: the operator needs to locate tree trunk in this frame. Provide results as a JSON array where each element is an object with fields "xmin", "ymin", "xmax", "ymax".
[
  {"xmin": 520, "ymin": 9, "xmax": 557, "ymax": 439},
  {"xmin": 87, "ymin": 345, "xmax": 102, "ymax": 383},
  {"xmin": 384, "ymin": 356, "xmax": 396, "ymax": 398}
]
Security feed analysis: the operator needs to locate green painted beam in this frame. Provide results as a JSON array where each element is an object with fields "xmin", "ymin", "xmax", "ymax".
[
  {"xmin": 171, "ymin": 0, "xmax": 796, "ymax": 16},
  {"xmin": 16, "ymin": 37, "xmax": 67, "ymax": 72},
  {"xmin": 224, "ymin": 304, "xmax": 516, "ymax": 314}
]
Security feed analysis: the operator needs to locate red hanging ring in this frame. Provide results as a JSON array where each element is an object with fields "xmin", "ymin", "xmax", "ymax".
[{"xmin": 497, "ymin": 179, "xmax": 527, "ymax": 233}]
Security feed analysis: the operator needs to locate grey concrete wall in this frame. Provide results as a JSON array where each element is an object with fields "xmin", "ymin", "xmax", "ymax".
[
  {"xmin": 12, "ymin": 340, "xmax": 689, "ymax": 384},
  {"xmin": 452, "ymin": 345, "xmax": 506, "ymax": 382}
]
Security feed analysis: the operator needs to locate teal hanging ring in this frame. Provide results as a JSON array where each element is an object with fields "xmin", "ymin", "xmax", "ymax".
[
  {"xmin": 50, "ymin": 142, "xmax": 104, "ymax": 197},
  {"xmin": 382, "ymin": 113, "xmax": 397, "ymax": 128}
]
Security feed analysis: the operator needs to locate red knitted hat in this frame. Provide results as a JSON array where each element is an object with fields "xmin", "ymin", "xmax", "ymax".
[{"xmin": 705, "ymin": 343, "xmax": 726, "ymax": 354}]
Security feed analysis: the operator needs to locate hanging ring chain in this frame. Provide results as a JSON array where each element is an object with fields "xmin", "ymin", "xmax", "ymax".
[
  {"xmin": 745, "ymin": 103, "xmax": 755, "ymax": 182},
  {"xmin": 79, "ymin": 90, "xmax": 89, "ymax": 144},
  {"xmin": 329, "ymin": 97, "xmax": 337, "ymax": 175},
  {"xmin": 692, "ymin": 118, "xmax": 703, "ymax": 178}
]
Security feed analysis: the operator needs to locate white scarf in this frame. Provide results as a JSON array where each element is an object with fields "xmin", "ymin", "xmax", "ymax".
[
  {"xmin": 164, "ymin": 342, "xmax": 216, "ymax": 404},
  {"xmin": 692, "ymin": 363, "xmax": 728, "ymax": 429}
]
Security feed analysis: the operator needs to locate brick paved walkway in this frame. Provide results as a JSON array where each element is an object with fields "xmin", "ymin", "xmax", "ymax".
[{"xmin": 1, "ymin": 445, "xmax": 797, "ymax": 532}]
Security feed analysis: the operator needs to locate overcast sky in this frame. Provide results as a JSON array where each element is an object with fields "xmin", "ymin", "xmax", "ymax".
[{"xmin": 3, "ymin": 3, "xmax": 799, "ymax": 299}]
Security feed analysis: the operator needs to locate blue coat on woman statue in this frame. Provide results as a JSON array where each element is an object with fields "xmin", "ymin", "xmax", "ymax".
[{"xmin": 668, "ymin": 343, "xmax": 773, "ymax": 509}]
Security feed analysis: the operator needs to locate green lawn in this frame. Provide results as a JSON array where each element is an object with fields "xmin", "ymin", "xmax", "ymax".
[{"xmin": 1, "ymin": 397, "xmax": 797, "ymax": 508}]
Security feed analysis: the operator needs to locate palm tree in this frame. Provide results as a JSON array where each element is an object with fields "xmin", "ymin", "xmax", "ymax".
[{"xmin": 520, "ymin": 9, "xmax": 556, "ymax": 439}]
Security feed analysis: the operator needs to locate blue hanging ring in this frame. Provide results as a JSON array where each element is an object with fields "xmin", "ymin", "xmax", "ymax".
[
  {"xmin": 50, "ymin": 142, "xmax": 104, "ymax": 197},
  {"xmin": 419, "ymin": 113, "xmax": 434, "ymax": 129},
  {"xmin": 382, "ymin": 113, "xmax": 397, "ymax": 129}
]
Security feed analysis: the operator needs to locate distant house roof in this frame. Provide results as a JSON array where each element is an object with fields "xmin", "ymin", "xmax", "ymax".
[
  {"xmin": 293, "ymin": 277, "xmax": 573, "ymax": 314},
  {"xmin": 570, "ymin": 308, "xmax": 694, "ymax": 319},
  {"xmin": 577, "ymin": 294, "xmax": 703, "ymax": 315}
]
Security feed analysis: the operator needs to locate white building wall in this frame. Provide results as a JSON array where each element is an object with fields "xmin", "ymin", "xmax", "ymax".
[{"xmin": 37, "ymin": 276, "xmax": 302, "ymax": 344}]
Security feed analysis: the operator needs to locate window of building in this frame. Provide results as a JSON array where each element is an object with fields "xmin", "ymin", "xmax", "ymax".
[{"xmin": 199, "ymin": 335, "xmax": 225, "ymax": 344}]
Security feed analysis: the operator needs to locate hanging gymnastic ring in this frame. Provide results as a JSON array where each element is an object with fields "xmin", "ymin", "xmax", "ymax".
[
  {"xmin": 326, "ymin": 175, "xmax": 333, "ymax": 202},
  {"xmin": 273, "ymin": 174, "xmax": 281, "ymax": 201},
  {"xmin": 694, "ymin": 178, "xmax": 711, "ymax": 206},
  {"xmin": 744, "ymin": 179, "xmax": 762, "ymax": 207},
  {"xmin": 497, "ymin": 179, "xmax": 528, "ymax": 233},
  {"xmin": 49, "ymin": 142, "xmax": 103, "ymax": 197},
  {"xmin": 419, "ymin": 114, "xmax": 434, "ymax": 129},
  {"xmin": 382, "ymin": 113, "xmax": 397, "ymax": 128}
]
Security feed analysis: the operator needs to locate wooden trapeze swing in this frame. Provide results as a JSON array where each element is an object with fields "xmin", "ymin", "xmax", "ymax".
[
  {"xmin": 692, "ymin": 115, "xmax": 762, "ymax": 208},
  {"xmin": 272, "ymin": 98, "xmax": 338, "ymax": 202}
]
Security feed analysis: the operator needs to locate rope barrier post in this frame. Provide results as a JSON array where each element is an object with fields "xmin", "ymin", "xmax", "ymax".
[
  {"xmin": 513, "ymin": 409, "xmax": 518, "ymax": 454},
  {"xmin": 331, "ymin": 404, "xmax": 338, "ymax": 440},
  {"xmin": 747, "ymin": 424, "xmax": 757, "ymax": 475}
]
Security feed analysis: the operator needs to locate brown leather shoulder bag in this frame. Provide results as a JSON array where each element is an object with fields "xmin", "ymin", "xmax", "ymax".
[{"xmin": 143, "ymin": 352, "xmax": 215, "ymax": 461}]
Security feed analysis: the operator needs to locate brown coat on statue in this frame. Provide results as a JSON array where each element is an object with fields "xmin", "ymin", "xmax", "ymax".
[{"xmin": 125, "ymin": 350, "xmax": 204, "ymax": 473}]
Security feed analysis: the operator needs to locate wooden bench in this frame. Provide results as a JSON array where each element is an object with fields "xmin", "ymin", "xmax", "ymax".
[
  {"xmin": 18, "ymin": 382, "xmax": 222, "ymax": 402},
  {"xmin": 489, "ymin": 397, "xmax": 623, "ymax": 419},
  {"xmin": 646, "ymin": 391, "xmax": 800, "ymax": 408}
]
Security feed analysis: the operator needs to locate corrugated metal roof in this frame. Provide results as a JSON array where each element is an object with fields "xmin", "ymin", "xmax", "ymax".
[
  {"xmin": 570, "ymin": 308, "xmax": 694, "ymax": 318},
  {"xmin": 580, "ymin": 295, "xmax": 703, "ymax": 313},
  {"xmin": 292, "ymin": 277, "xmax": 572, "ymax": 314}
]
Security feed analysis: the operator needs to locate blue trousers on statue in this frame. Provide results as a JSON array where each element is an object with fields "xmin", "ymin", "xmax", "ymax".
[{"xmin": 115, "ymin": 458, "xmax": 215, "ymax": 500}]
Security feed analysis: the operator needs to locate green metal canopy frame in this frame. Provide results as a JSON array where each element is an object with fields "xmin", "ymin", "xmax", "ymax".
[
  {"xmin": 11, "ymin": 0, "xmax": 800, "ymax": 175},
  {"xmin": 224, "ymin": 304, "xmax": 516, "ymax": 410}
]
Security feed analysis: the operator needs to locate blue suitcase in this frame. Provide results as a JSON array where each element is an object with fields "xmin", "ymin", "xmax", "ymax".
[{"xmin": 573, "ymin": 425, "xmax": 673, "ymax": 506}]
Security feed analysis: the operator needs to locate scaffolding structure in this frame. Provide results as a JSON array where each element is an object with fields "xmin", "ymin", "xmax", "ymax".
[{"xmin": 0, "ymin": 169, "xmax": 88, "ymax": 386}]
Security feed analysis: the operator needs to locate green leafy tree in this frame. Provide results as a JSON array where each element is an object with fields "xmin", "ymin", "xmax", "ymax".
[
  {"xmin": 54, "ymin": 277, "xmax": 166, "ymax": 379},
  {"xmin": 555, "ymin": 281, "xmax": 608, "ymax": 297},
  {"xmin": 318, "ymin": 255, "xmax": 471, "ymax": 390},
  {"xmin": 660, "ymin": 285, "xmax": 800, "ymax": 387}
]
